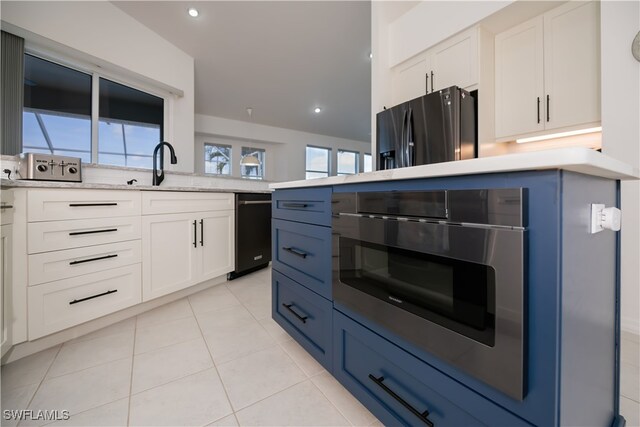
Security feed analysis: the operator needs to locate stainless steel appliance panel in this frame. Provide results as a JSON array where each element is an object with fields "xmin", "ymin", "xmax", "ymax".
[{"xmin": 18, "ymin": 153, "xmax": 82, "ymax": 182}]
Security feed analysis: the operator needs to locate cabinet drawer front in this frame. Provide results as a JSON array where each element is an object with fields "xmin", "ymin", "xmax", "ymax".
[
  {"xmin": 29, "ymin": 240, "xmax": 142, "ymax": 286},
  {"xmin": 28, "ymin": 189, "xmax": 141, "ymax": 222},
  {"xmin": 333, "ymin": 311, "xmax": 528, "ymax": 427},
  {"xmin": 272, "ymin": 219, "xmax": 331, "ymax": 299},
  {"xmin": 272, "ymin": 187, "xmax": 331, "ymax": 226},
  {"xmin": 142, "ymin": 191, "xmax": 234, "ymax": 215},
  {"xmin": 272, "ymin": 270, "xmax": 332, "ymax": 370},
  {"xmin": 28, "ymin": 216, "xmax": 141, "ymax": 254},
  {"xmin": 28, "ymin": 264, "xmax": 142, "ymax": 339}
]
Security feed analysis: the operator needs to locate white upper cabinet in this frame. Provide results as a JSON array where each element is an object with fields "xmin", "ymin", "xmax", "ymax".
[
  {"xmin": 391, "ymin": 54, "xmax": 429, "ymax": 105},
  {"xmin": 495, "ymin": 1, "xmax": 600, "ymax": 139},
  {"xmin": 543, "ymin": 1, "xmax": 600, "ymax": 131},
  {"xmin": 495, "ymin": 17, "xmax": 545, "ymax": 138}
]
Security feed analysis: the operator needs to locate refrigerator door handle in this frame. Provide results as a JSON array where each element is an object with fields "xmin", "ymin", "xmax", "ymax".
[
  {"xmin": 406, "ymin": 108, "xmax": 414, "ymax": 167},
  {"xmin": 399, "ymin": 109, "xmax": 408, "ymax": 168}
]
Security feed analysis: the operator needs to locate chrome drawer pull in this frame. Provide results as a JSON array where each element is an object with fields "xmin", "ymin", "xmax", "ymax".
[
  {"xmin": 69, "ymin": 254, "xmax": 118, "ymax": 266},
  {"xmin": 368, "ymin": 374, "xmax": 434, "ymax": 427},
  {"xmin": 282, "ymin": 202, "xmax": 308, "ymax": 208},
  {"xmin": 69, "ymin": 289, "xmax": 118, "ymax": 305},
  {"xmin": 68, "ymin": 203, "xmax": 118, "ymax": 207},
  {"xmin": 69, "ymin": 228, "xmax": 118, "ymax": 236},
  {"xmin": 282, "ymin": 247, "xmax": 308, "ymax": 259},
  {"xmin": 282, "ymin": 303, "xmax": 308, "ymax": 323}
]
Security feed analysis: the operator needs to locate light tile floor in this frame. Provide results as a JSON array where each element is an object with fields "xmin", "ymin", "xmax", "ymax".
[
  {"xmin": 1, "ymin": 267, "xmax": 638, "ymax": 426},
  {"xmin": 1, "ymin": 268, "xmax": 379, "ymax": 427}
]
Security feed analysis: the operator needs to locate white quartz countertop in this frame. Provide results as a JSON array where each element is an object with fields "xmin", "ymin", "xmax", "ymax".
[
  {"xmin": 0, "ymin": 179, "xmax": 271, "ymax": 193},
  {"xmin": 270, "ymin": 148, "xmax": 639, "ymax": 190}
]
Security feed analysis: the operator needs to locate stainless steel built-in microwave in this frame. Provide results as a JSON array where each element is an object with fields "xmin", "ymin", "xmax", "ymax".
[{"xmin": 332, "ymin": 189, "xmax": 527, "ymax": 400}]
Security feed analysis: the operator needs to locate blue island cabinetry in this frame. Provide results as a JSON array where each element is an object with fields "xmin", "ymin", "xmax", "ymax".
[{"xmin": 271, "ymin": 170, "xmax": 623, "ymax": 427}]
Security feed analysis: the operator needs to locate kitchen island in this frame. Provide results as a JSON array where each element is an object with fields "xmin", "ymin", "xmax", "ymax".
[{"xmin": 269, "ymin": 147, "xmax": 638, "ymax": 427}]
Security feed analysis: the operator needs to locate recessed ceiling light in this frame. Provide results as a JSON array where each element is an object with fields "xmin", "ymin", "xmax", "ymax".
[
  {"xmin": 314, "ymin": 107, "xmax": 322, "ymax": 113},
  {"xmin": 369, "ymin": 52, "xmax": 373, "ymax": 59},
  {"xmin": 188, "ymin": 7, "xmax": 199, "ymax": 18}
]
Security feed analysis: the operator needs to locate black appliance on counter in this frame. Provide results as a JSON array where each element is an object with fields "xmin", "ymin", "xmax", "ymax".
[
  {"xmin": 228, "ymin": 193, "xmax": 272, "ymax": 280},
  {"xmin": 376, "ymin": 85, "xmax": 476, "ymax": 170}
]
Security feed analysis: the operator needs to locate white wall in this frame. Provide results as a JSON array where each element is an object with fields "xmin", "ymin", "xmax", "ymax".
[
  {"xmin": 195, "ymin": 114, "xmax": 372, "ymax": 182},
  {"xmin": 600, "ymin": 1, "xmax": 640, "ymax": 335},
  {"xmin": 1, "ymin": 1, "xmax": 195, "ymax": 172}
]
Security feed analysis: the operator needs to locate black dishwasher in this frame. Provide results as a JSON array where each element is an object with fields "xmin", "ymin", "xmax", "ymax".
[{"xmin": 228, "ymin": 193, "xmax": 272, "ymax": 280}]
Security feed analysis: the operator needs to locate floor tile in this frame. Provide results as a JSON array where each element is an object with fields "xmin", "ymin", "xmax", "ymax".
[
  {"xmin": 280, "ymin": 340, "xmax": 325, "ymax": 377},
  {"xmin": 27, "ymin": 358, "xmax": 131, "ymax": 422},
  {"xmin": 217, "ymin": 345, "xmax": 306, "ymax": 410},
  {"xmin": 129, "ymin": 368, "xmax": 232, "ymax": 427},
  {"xmin": 195, "ymin": 305, "xmax": 256, "ymax": 336},
  {"xmin": 67, "ymin": 318, "xmax": 136, "ymax": 344},
  {"xmin": 621, "ymin": 362, "xmax": 640, "ymax": 402},
  {"xmin": 311, "ymin": 371, "xmax": 377, "ymax": 426},
  {"xmin": 45, "ymin": 398, "xmax": 129, "ymax": 427},
  {"xmin": 131, "ymin": 337, "xmax": 213, "ymax": 394},
  {"xmin": 1, "ymin": 383, "xmax": 39, "ymax": 427},
  {"xmin": 260, "ymin": 317, "xmax": 292, "ymax": 344},
  {"xmin": 621, "ymin": 396, "xmax": 640, "ymax": 427},
  {"xmin": 135, "ymin": 315, "xmax": 201, "ymax": 355},
  {"xmin": 623, "ymin": 331, "xmax": 640, "ymax": 344},
  {"xmin": 47, "ymin": 331, "xmax": 134, "ymax": 378},
  {"xmin": 206, "ymin": 414, "xmax": 239, "ymax": 426},
  {"xmin": 204, "ymin": 320, "xmax": 274, "ymax": 364},
  {"xmin": 622, "ymin": 338, "xmax": 640, "ymax": 367},
  {"xmin": 235, "ymin": 380, "xmax": 349, "ymax": 426},
  {"xmin": 136, "ymin": 298, "xmax": 193, "ymax": 329},
  {"xmin": 226, "ymin": 279, "xmax": 269, "ymax": 304},
  {"xmin": 242, "ymin": 298, "xmax": 272, "ymax": 321},
  {"xmin": 188, "ymin": 284, "xmax": 242, "ymax": 315},
  {"xmin": 1, "ymin": 346, "xmax": 60, "ymax": 391}
]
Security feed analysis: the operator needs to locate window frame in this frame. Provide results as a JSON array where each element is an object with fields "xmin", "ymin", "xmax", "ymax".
[
  {"xmin": 337, "ymin": 148, "xmax": 359, "ymax": 176},
  {"xmin": 22, "ymin": 46, "xmax": 172, "ymax": 168},
  {"xmin": 240, "ymin": 146, "xmax": 265, "ymax": 180},
  {"xmin": 305, "ymin": 145, "xmax": 331, "ymax": 179},
  {"xmin": 204, "ymin": 143, "xmax": 232, "ymax": 176},
  {"xmin": 363, "ymin": 152, "xmax": 372, "ymax": 173}
]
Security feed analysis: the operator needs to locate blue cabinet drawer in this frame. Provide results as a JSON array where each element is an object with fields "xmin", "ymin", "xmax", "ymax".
[
  {"xmin": 272, "ymin": 270, "xmax": 332, "ymax": 370},
  {"xmin": 272, "ymin": 218, "xmax": 332, "ymax": 299},
  {"xmin": 333, "ymin": 310, "xmax": 529, "ymax": 427},
  {"xmin": 272, "ymin": 187, "xmax": 332, "ymax": 226}
]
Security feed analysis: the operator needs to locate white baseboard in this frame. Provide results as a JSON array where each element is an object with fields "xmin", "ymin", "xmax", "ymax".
[{"xmin": 1, "ymin": 275, "xmax": 226, "ymax": 365}]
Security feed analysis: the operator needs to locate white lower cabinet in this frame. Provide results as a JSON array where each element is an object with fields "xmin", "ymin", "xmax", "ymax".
[
  {"xmin": 28, "ymin": 264, "xmax": 142, "ymax": 339},
  {"xmin": 142, "ymin": 209, "xmax": 234, "ymax": 301},
  {"xmin": 1, "ymin": 224, "xmax": 13, "ymax": 357}
]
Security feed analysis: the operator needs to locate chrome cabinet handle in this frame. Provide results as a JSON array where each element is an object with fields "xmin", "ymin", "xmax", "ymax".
[
  {"xmin": 282, "ymin": 247, "xmax": 308, "ymax": 259},
  {"xmin": 425, "ymin": 73, "xmax": 429, "ymax": 94},
  {"xmin": 282, "ymin": 303, "xmax": 308, "ymax": 323},
  {"xmin": 199, "ymin": 219, "xmax": 204, "ymax": 246},
  {"xmin": 69, "ymin": 289, "xmax": 117, "ymax": 305},
  {"xmin": 537, "ymin": 97, "xmax": 541, "ymax": 124},
  {"xmin": 193, "ymin": 220, "xmax": 197, "ymax": 248},
  {"xmin": 430, "ymin": 71, "xmax": 434, "ymax": 93},
  {"xmin": 368, "ymin": 375, "xmax": 434, "ymax": 426},
  {"xmin": 69, "ymin": 228, "xmax": 117, "ymax": 236},
  {"xmin": 546, "ymin": 95, "xmax": 550, "ymax": 122},
  {"xmin": 69, "ymin": 254, "xmax": 118, "ymax": 266}
]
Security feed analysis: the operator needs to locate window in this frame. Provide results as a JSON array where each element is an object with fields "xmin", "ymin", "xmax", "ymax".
[
  {"xmin": 22, "ymin": 53, "xmax": 165, "ymax": 168},
  {"xmin": 23, "ymin": 54, "xmax": 92, "ymax": 162},
  {"xmin": 98, "ymin": 78, "xmax": 163, "ymax": 168},
  {"xmin": 337, "ymin": 149, "xmax": 358, "ymax": 176},
  {"xmin": 204, "ymin": 143, "xmax": 231, "ymax": 175},
  {"xmin": 241, "ymin": 147, "xmax": 265, "ymax": 180},
  {"xmin": 305, "ymin": 145, "xmax": 330, "ymax": 179},
  {"xmin": 363, "ymin": 153, "xmax": 372, "ymax": 172}
]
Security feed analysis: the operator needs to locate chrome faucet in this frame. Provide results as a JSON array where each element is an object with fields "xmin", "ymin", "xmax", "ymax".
[{"xmin": 152, "ymin": 141, "xmax": 178, "ymax": 186}]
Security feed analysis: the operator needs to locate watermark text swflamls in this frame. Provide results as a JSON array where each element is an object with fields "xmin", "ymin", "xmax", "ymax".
[{"xmin": 3, "ymin": 409, "xmax": 70, "ymax": 422}]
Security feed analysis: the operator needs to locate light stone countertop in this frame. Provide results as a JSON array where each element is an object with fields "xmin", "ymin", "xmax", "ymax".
[{"xmin": 270, "ymin": 148, "xmax": 640, "ymax": 190}]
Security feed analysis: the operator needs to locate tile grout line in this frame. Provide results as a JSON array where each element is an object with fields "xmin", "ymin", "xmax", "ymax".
[
  {"xmin": 186, "ymin": 296, "xmax": 237, "ymax": 425},
  {"xmin": 19, "ymin": 344, "xmax": 63, "ymax": 423},
  {"xmin": 306, "ymin": 376, "xmax": 357, "ymax": 427},
  {"xmin": 126, "ymin": 315, "xmax": 138, "ymax": 427}
]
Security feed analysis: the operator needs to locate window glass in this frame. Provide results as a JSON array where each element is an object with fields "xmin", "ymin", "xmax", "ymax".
[
  {"xmin": 204, "ymin": 144, "xmax": 231, "ymax": 175},
  {"xmin": 305, "ymin": 146, "xmax": 330, "ymax": 179},
  {"xmin": 98, "ymin": 78, "xmax": 163, "ymax": 168},
  {"xmin": 364, "ymin": 153, "xmax": 372, "ymax": 172},
  {"xmin": 23, "ymin": 54, "xmax": 92, "ymax": 162},
  {"xmin": 337, "ymin": 149, "xmax": 358, "ymax": 176},
  {"xmin": 241, "ymin": 147, "xmax": 265, "ymax": 179}
]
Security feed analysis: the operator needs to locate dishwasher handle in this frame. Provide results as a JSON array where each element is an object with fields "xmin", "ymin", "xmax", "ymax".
[{"xmin": 238, "ymin": 200, "xmax": 272, "ymax": 205}]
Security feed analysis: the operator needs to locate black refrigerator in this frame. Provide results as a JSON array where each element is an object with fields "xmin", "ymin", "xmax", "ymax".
[
  {"xmin": 228, "ymin": 193, "xmax": 272, "ymax": 280},
  {"xmin": 376, "ymin": 86, "xmax": 476, "ymax": 170}
]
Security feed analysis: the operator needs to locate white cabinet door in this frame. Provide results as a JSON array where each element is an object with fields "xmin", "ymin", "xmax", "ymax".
[
  {"xmin": 391, "ymin": 53, "xmax": 430, "ymax": 105},
  {"xmin": 198, "ymin": 210, "xmax": 234, "ymax": 281},
  {"xmin": 142, "ymin": 213, "xmax": 199, "ymax": 301},
  {"xmin": 544, "ymin": 1, "xmax": 600, "ymax": 131},
  {"xmin": 495, "ymin": 16, "xmax": 545, "ymax": 138},
  {"xmin": 431, "ymin": 28, "xmax": 478, "ymax": 92},
  {"xmin": 1, "ymin": 224, "xmax": 12, "ymax": 357}
]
